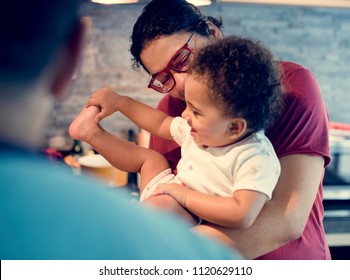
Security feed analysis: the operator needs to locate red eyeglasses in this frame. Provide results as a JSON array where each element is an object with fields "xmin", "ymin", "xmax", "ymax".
[{"xmin": 147, "ymin": 30, "xmax": 196, "ymax": 94}]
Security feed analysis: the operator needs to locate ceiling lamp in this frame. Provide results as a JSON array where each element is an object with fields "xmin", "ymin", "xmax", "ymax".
[
  {"xmin": 221, "ymin": 0, "xmax": 350, "ymax": 8},
  {"xmin": 90, "ymin": 0, "xmax": 138, "ymax": 4},
  {"xmin": 187, "ymin": 0, "xmax": 212, "ymax": 6},
  {"xmin": 90, "ymin": 0, "xmax": 214, "ymax": 6}
]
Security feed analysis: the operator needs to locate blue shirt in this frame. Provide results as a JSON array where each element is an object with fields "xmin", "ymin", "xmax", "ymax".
[{"xmin": 0, "ymin": 146, "xmax": 241, "ymax": 260}]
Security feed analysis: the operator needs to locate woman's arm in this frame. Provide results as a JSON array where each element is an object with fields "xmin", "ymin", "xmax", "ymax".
[{"xmin": 194, "ymin": 154, "xmax": 325, "ymax": 259}]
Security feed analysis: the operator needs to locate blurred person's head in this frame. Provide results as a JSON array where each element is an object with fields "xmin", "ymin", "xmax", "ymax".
[
  {"xmin": 0, "ymin": 0, "xmax": 84, "ymax": 149},
  {"xmin": 130, "ymin": 0, "xmax": 223, "ymax": 100}
]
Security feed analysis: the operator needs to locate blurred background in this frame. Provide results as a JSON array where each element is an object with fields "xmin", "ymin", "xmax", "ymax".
[{"xmin": 47, "ymin": 0, "xmax": 350, "ymax": 141}]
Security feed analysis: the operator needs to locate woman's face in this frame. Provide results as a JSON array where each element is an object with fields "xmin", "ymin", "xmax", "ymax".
[{"xmin": 140, "ymin": 32, "xmax": 213, "ymax": 101}]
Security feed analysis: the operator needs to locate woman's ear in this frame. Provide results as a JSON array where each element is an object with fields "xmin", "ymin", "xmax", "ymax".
[
  {"xmin": 206, "ymin": 21, "xmax": 223, "ymax": 40},
  {"xmin": 50, "ymin": 18, "xmax": 86, "ymax": 98},
  {"xmin": 227, "ymin": 118, "xmax": 247, "ymax": 138}
]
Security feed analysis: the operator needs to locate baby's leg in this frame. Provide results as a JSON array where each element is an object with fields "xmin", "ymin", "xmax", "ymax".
[
  {"xmin": 69, "ymin": 106, "xmax": 170, "ymax": 188},
  {"xmin": 144, "ymin": 195, "xmax": 199, "ymax": 226},
  {"xmin": 70, "ymin": 106, "xmax": 195, "ymax": 224},
  {"xmin": 69, "ymin": 106, "xmax": 102, "ymax": 144}
]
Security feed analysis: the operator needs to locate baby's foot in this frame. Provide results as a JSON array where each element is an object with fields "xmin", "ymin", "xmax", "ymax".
[{"xmin": 69, "ymin": 106, "xmax": 102, "ymax": 144}]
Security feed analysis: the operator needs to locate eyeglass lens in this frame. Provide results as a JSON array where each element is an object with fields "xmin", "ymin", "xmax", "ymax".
[
  {"xmin": 149, "ymin": 46, "xmax": 192, "ymax": 93},
  {"xmin": 147, "ymin": 26, "xmax": 200, "ymax": 93}
]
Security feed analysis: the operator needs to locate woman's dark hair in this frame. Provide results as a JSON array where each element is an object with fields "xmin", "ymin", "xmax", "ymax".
[
  {"xmin": 189, "ymin": 36, "xmax": 285, "ymax": 131},
  {"xmin": 130, "ymin": 0, "xmax": 222, "ymax": 72}
]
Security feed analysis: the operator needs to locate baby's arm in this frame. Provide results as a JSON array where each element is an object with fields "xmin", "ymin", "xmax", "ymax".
[
  {"xmin": 86, "ymin": 87, "xmax": 121, "ymax": 123},
  {"xmin": 153, "ymin": 184, "xmax": 267, "ymax": 229},
  {"xmin": 87, "ymin": 87, "xmax": 173, "ymax": 140}
]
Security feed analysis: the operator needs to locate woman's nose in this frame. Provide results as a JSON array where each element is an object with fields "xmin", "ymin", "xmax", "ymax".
[{"xmin": 173, "ymin": 72, "xmax": 187, "ymax": 94}]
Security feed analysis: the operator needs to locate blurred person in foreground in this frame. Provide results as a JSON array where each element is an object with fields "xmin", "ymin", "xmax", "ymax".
[{"xmin": 0, "ymin": 0, "xmax": 241, "ymax": 260}]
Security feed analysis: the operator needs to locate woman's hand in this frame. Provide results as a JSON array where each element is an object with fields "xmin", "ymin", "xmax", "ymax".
[
  {"xmin": 153, "ymin": 183, "xmax": 189, "ymax": 207},
  {"xmin": 86, "ymin": 87, "xmax": 121, "ymax": 123}
]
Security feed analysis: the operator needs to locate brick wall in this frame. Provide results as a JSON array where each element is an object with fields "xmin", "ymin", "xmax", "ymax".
[{"xmin": 46, "ymin": 2, "xmax": 350, "ymax": 146}]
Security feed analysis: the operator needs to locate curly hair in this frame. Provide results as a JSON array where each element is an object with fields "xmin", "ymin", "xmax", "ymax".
[
  {"xmin": 130, "ymin": 0, "xmax": 222, "ymax": 72},
  {"xmin": 189, "ymin": 36, "xmax": 285, "ymax": 131}
]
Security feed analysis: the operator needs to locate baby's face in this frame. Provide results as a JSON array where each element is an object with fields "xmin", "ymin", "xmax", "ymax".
[{"xmin": 181, "ymin": 75, "xmax": 234, "ymax": 148}]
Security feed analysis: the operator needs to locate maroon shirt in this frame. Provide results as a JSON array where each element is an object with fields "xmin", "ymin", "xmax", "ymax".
[{"xmin": 149, "ymin": 61, "xmax": 331, "ymax": 259}]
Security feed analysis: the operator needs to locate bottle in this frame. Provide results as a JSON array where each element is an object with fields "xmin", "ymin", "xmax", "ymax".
[
  {"xmin": 127, "ymin": 129, "xmax": 139, "ymax": 195},
  {"xmin": 69, "ymin": 139, "xmax": 84, "ymax": 158}
]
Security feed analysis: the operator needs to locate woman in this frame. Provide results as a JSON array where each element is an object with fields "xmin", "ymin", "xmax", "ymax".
[{"xmin": 129, "ymin": 0, "xmax": 331, "ymax": 259}]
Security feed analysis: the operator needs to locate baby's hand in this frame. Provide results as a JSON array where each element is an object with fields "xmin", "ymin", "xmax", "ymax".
[
  {"xmin": 153, "ymin": 183, "xmax": 188, "ymax": 207},
  {"xmin": 86, "ymin": 87, "xmax": 120, "ymax": 123}
]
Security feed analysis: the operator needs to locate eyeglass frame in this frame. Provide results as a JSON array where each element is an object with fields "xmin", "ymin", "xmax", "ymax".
[{"xmin": 147, "ymin": 30, "xmax": 197, "ymax": 94}]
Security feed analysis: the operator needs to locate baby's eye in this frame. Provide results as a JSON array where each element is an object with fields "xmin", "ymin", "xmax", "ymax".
[{"xmin": 191, "ymin": 108, "xmax": 199, "ymax": 116}]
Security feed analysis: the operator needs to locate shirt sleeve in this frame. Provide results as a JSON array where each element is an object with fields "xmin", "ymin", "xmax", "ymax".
[
  {"xmin": 232, "ymin": 135, "xmax": 281, "ymax": 200},
  {"xmin": 170, "ymin": 117, "xmax": 191, "ymax": 146},
  {"xmin": 266, "ymin": 62, "xmax": 330, "ymax": 167},
  {"xmin": 233, "ymin": 156, "xmax": 280, "ymax": 200}
]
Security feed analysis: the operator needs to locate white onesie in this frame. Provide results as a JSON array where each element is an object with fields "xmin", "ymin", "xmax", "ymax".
[{"xmin": 140, "ymin": 117, "xmax": 280, "ymax": 201}]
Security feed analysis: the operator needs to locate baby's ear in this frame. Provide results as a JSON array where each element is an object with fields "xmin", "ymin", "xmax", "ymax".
[{"xmin": 227, "ymin": 118, "xmax": 247, "ymax": 138}]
